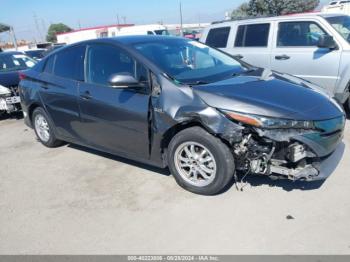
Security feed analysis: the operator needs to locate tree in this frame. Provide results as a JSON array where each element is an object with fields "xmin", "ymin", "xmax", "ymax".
[
  {"xmin": 46, "ymin": 23, "xmax": 72, "ymax": 42},
  {"xmin": 231, "ymin": 0, "xmax": 320, "ymax": 19}
]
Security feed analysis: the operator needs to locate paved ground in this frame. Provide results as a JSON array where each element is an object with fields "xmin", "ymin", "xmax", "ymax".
[{"xmin": 0, "ymin": 116, "xmax": 350, "ymax": 255}]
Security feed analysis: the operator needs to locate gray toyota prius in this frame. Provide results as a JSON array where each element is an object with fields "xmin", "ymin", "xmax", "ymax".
[{"xmin": 19, "ymin": 36, "xmax": 345, "ymax": 195}]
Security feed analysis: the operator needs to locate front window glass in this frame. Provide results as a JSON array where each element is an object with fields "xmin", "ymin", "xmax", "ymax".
[
  {"xmin": 87, "ymin": 44, "xmax": 149, "ymax": 88},
  {"xmin": 326, "ymin": 15, "xmax": 350, "ymax": 44},
  {"xmin": 277, "ymin": 21, "xmax": 328, "ymax": 47},
  {"xmin": 0, "ymin": 54, "xmax": 36, "ymax": 72},
  {"xmin": 133, "ymin": 38, "xmax": 247, "ymax": 85}
]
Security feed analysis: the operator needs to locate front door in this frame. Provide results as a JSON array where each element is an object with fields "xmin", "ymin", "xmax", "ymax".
[
  {"xmin": 270, "ymin": 20, "xmax": 341, "ymax": 91},
  {"xmin": 77, "ymin": 43, "xmax": 151, "ymax": 159}
]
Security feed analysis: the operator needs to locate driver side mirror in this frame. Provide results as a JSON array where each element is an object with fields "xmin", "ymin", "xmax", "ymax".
[
  {"xmin": 317, "ymin": 35, "xmax": 338, "ymax": 50},
  {"xmin": 108, "ymin": 73, "xmax": 139, "ymax": 88}
]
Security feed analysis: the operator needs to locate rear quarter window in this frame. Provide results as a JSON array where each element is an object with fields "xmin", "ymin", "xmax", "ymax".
[
  {"xmin": 205, "ymin": 27, "xmax": 231, "ymax": 48},
  {"xmin": 43, "ymin": 55, "xmax": 55, "ymax": 74}
]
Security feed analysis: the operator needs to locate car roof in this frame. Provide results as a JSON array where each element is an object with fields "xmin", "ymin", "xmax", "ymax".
[
  {"xmin": 0, "ymin": 51, "xmax": 23, "ymax": 57},
  {"xmin": 210, "ymin": 12, "xmax": 347, "ymax": 26},
  {"xmin": 73, "ymin": 35, "xmax": 183, "ymax": 46}
]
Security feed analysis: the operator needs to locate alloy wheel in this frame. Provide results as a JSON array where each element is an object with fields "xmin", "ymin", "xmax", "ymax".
[
  {"xmin": 174, "ymin": 141, "xmax": 217, "ymax": 187},
  {"xmin": 34, "ymin": 114, "xmax": 50, "ymax": 142}
]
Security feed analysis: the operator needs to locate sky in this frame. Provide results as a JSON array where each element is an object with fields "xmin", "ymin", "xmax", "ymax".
[{"xmin": 1, "ymin": 0, "xmax": 330, "ymax": 42}]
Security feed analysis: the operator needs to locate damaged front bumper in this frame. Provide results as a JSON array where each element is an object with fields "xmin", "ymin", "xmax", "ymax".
[{"xmin": 233, "ymin": 115, "xmax": 345, "ymax": 181}]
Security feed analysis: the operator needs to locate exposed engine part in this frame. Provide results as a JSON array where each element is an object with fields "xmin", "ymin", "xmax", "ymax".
[
  {"xmin": 287, "ymin": 143, "xmax": 307, "ymax": 162},
  {"xmin": 270, "ymin": 162, "xmax": 319, "ymax": 181},
  {"xmin": 249, "ymin": 154, "xmax": 269, "ymax": 174},
  {"xmin": 233, "ymin": 134, "xmax": 252, "ymax": 155},
  {"xmin": 233, "ymin": 131, "xmax": 321, "ymax": 181}
]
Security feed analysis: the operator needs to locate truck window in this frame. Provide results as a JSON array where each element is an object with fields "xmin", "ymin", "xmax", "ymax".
[
  {"xmin": 277, "ymin": 21, "xmax": 328, "ymax": 47},
  {"xmin": 205, "ymin": 27, "xmax": 231, "ymax": 48},
  {"xmin": 234, "ymin": 23, "xmax": 270, "ymax": 47}
]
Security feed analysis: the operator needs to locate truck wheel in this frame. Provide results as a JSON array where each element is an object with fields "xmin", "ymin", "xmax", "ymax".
[
  {"xmin": 32, "ymin": 107, "xmax": 63, "ymax": 148},
  {"xmin": 167, "ymin": 127, "xmax": 235, "ymax": 195}
]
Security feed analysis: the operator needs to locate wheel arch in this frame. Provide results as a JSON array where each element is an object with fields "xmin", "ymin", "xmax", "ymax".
[
  {"xmin": 160, "ymin": 119, "xmax": 233, "ymax": 155},
  {"xmin": 28, "ymin": 102, "xmax": 42, "ymax": 124}
]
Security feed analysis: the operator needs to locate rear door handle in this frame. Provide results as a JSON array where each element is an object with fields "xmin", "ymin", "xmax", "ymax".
[
  {"xmin": 234, "ymin": 54, "xmax": 244, "ymax": 59},
  {"xmin": 275, "ymin": 55, "xmax": 290, "ymax": 60},
  {"xmin": 80, "ymin": 91, "xmax": 92, "ymax": 100},
  {"xmin": 41, "ymin": 83, "xmax": 49, "ymax": 90}
]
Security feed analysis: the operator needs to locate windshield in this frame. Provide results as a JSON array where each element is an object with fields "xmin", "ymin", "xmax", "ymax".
[
  {"xmin": 326, "ymin": 15, "xmax": 350, "ymax": 43},
  {"xmin": 0, "ymin": 53, "xmax": 37, "ymax": 72},
  {"xmin": 25, "ymin": 50, "xmax": 45, "ymax": 59},
  {"xmin": 154, "ymin": 30, "xmax": 170, "ymax": 35},
  {"xmin": 133, "ymin": 38, "xmax": 247, "ymax": 84}
]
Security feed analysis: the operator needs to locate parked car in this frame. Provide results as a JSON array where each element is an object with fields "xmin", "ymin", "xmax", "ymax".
[
  {"xmin": 0, "ymin": 51, "xmax": 37, "ymax": 114},
  {"xmin": 200, "ymin": 13, "xmax": 350, "ymax": 113},
  {"xmin": 322, "ymin": 1, "xmax": 350, "ymax": 15},
  {"xmin": 42, "ymin": 44, "xmax": 65, "ymax": 57},
  {"xmin": 19, "ymin": 36, "xmax": 345, "ymax": 195},
  {"xmin": 24, "ymin": 49, "xmax": 46, "ymax": 61}
]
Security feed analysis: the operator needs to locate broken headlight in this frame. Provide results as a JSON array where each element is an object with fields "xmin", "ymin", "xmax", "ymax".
[{"xmin": 221, "ymin": 110, "xmax": 315, "ymax": 129}]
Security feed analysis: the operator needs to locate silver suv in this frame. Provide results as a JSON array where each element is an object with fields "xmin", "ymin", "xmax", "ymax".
[{"xmin": 200, "ymin": 13, "xmax": 350, "ymax": 112}]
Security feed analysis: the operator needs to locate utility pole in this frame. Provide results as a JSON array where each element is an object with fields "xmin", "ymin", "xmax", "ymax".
[
  {"xmin": 41, "ymin": 19, "xmax": 47, "ymax": 42},
  {"xmin": 116, "ymin": 14, "xmax": 120, "ymax": 26},
  {"xmin": 9, "ymin": 27, "xmax": 18, "ymax": 50},
  {"xmin": 33, "ymin": 13, "xmax": 43, "ymax": 43},
  {"xmin": 179, "ymin": 1, "xmax": 184, "ymax": 37},
  {"xmin": 122, "ymin": 16, "xmax": 126, "ymax": 24}
]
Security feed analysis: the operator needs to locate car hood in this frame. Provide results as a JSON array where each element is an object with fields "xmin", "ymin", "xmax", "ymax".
[
  {"xmin": 192, "ymin": 69, "xmax": 344, "ymax": 121},
  {"xmin": 0, "ymin": 71, "xmax": 20, "ymax": 87}
]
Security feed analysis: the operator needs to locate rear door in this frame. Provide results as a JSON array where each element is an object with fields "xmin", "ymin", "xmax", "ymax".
[
  {"xmin": 39, "ymin": 45, "xmax": 85, "ymax": 140},
  {"xmin": 228, "ymin": 22, "xmax": 272, "ymax": 68},
  {"xmin": 270, "ymin": 19, "xmax": 341, "ymax": 90},
  {"xmin": 77, "ymin": 43, "xmax": 151, "ymax": 158}
]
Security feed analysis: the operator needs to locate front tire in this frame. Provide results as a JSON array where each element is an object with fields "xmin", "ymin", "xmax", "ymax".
[
  {"xmin": 167, "ymin": 127, "xmax": 235, "ymax": 195},
  {"xmin": 32, "ymin": 107, "xmax": 63, "ymax": 148}
]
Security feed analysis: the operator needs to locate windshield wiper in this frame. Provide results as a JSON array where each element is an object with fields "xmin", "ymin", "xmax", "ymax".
[
  {"xmin": 186, "ymin": 81, "xmax": 209, "ymax": 86},
  {"xmin": 232, "ymin": 68, "xmax": 257, "ymax": 77}
]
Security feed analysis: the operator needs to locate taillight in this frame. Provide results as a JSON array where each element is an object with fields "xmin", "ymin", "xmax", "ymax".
[{"xmin": 19, "ymin": 72, "xmax": 26, "ymax": 80}]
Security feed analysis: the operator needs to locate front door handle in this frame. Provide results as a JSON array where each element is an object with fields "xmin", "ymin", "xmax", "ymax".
[
  {"xmin": 80, "ymin": 91, "xmax": 92, "ymax": 100},
  {"xmin": 275, "ymin": 55, "xmax": 290, "ymax": 60}
]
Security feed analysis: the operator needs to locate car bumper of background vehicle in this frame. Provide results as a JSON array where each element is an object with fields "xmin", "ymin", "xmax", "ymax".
[{"xmin": 0, "ymin": 96, "xmax": 21, "ymax": 113}]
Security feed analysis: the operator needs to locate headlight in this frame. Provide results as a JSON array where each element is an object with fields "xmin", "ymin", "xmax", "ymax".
[{"xmin": 221, "ymin": 110, "xmax": 315, "ymax": 129}]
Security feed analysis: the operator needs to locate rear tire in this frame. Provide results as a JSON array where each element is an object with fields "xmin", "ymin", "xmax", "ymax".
[
  {"xmin": 345, "ymin": 98, "xmax": 350, "ymax": 119},
  {"xmin": 167, "ymin": 127, "xmax": 235, "ymax": 195},
  {"xmin": 32, "ymin": 107, "xmax": 63, "ymax": 148}
]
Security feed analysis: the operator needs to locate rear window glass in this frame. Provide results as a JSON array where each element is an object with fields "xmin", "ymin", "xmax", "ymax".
[
  {"xmin": 43, "ymin": 55, "xmax": 55, "ymax": 74},
  {"xmin": 235, "ymin": 23, "xmax": 270, "ymax": 47},
  {"xmin": 205, "ymin": 27, "xmax": 231, "ymax": 48},
  {"xmin": 53, "ymin": 45, "xmax": 85, "ymax": 81}
]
